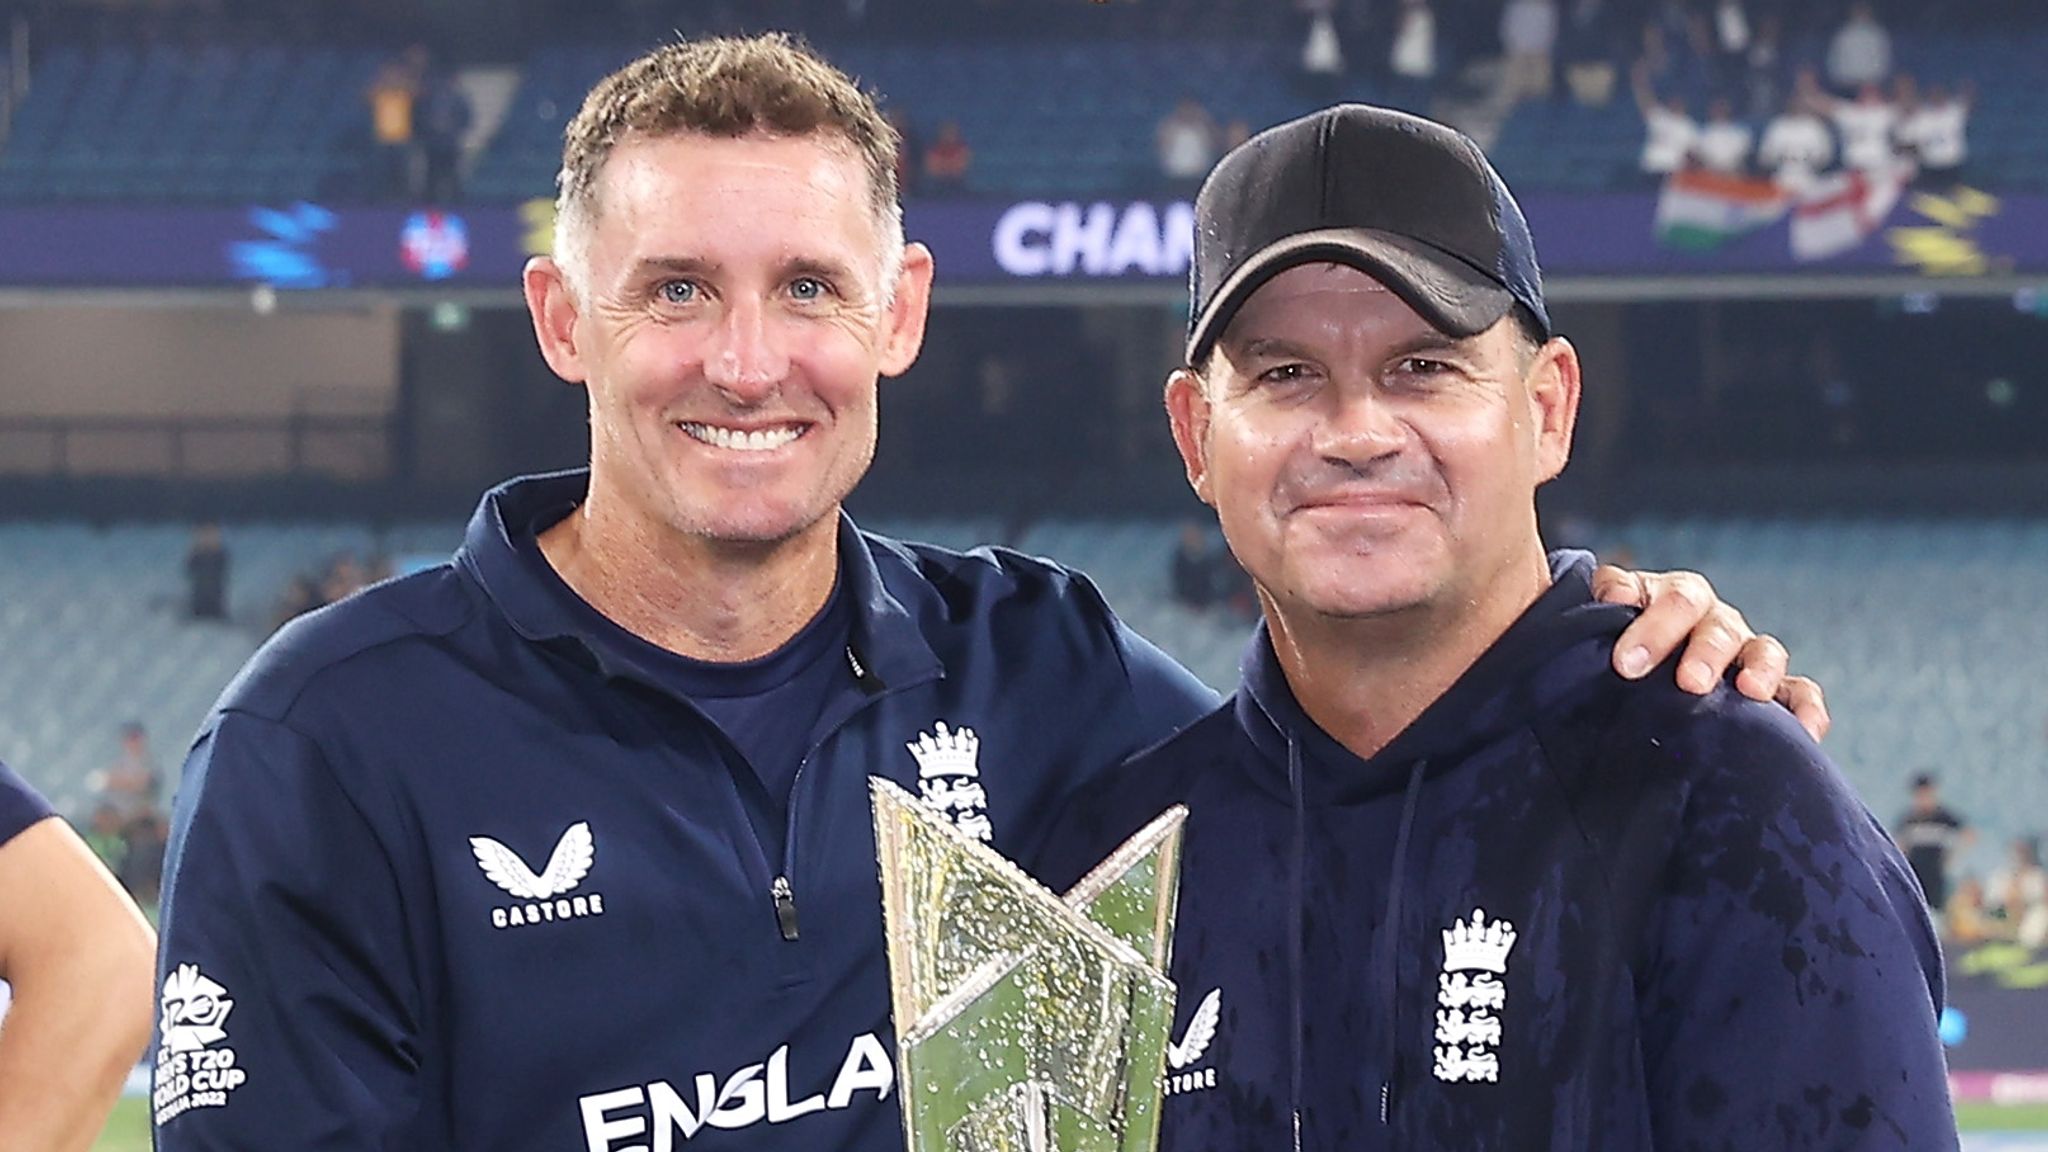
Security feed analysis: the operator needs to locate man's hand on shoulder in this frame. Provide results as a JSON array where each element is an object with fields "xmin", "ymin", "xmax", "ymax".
[{"xmin": 1592, "ymin": 564, "xmax": 1830, "ymax": 742}]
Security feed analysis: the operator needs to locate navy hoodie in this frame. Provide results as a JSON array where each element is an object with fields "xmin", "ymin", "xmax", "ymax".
[
  {"xmin": 1036, "ymin": 552, "xmax": 1956, "ymax": 1152},
  {"xmin": 152, "ymin": 471, "xmax": 1216, "ymax": 1151}
]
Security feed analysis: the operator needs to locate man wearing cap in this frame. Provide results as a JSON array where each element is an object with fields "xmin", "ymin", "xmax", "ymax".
[{"xmin": 1035, "ymin": 105, "xmax": 1954, "ymax": 1150}]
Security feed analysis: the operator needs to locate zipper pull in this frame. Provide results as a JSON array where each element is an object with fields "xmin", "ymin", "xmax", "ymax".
[
  {"xmin": 771, "ymin": 875, "xmax": 800, "ymax": 941},
  {"xmin": 1380, "ymin": 1079, "xmax": 1392, "ymax": 1124}
]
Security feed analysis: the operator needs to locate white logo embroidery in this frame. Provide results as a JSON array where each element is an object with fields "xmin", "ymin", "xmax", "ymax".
[
  {"xmin": 1164, "ymin": 987, "xmax": 1223, "ymax": 1095},
  {"xmin": 159, "ymin": 963, "xmax": 233, "ymax": 1052},
  {"xmin": 153, "ymin": 963, "xmax": 247, "ymax": 1125},
  {"xmin": 580, "ymin": 1032, "xmax": 895, "ymax": 1144},
  {"xmin": 1433, "ymin": 908, "xmax": 1517, "ymax": 1084},
  {"xmin": 907, "ymin": 722, "xmax": 993, "ymax": 842},
  {"xmin": 1167, "ymin": 988, "xmax": 1221, "ymax": 1069},
  {"xmin": 470, "ymin": 822, "xmax": 607, "ymax": 929}
]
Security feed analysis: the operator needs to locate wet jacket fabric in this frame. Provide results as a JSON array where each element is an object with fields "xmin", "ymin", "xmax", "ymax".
[{"xmin": 1036, "ymin": 552, "xmax": 1955, "ymax": 1152}]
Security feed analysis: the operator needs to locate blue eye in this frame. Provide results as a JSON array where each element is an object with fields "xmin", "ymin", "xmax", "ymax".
[
  {"xmin": 658, "ymin": 281, "xmax": 697, "ymax": 305},
  {"xmin": 790, "ymin": 277, "xmax": 827, "ymax": 301}
]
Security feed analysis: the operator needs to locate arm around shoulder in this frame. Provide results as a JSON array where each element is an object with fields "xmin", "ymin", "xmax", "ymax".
[{"xmin": 0, "ymin": 816, "xmax": 156, "ymax": 1152}]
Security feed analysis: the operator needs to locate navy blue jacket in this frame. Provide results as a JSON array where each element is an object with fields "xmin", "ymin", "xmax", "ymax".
[
  {"xmin": 152, "ymin": 471, "xmax": 1216, "ymax": 1151},
  {"xmin": 1037, "ymin": 553, "xmax": 1955, "ymax": 1152}
]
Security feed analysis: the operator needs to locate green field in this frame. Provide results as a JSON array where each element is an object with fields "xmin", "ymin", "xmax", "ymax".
[
  {"xmin": 1959, "ymin": 1102, "xmax": 2048, "ymax": 1130},
  {"xmin": 95, "ymin": 1098, "xmax": 149, "ymax": 1152},
  {"xmin": 94, "ymin": 1095, "xmax": 2048, "ymax": 1149}
]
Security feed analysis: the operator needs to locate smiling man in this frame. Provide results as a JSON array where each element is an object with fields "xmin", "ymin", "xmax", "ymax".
[
  {"xmin": 155, "ymin": 40, "xmax": 1826, "ymax": 1152},
  {"xmin": 1035, "ymin": 105, "xmax": 1955, "ymax": 1151}
]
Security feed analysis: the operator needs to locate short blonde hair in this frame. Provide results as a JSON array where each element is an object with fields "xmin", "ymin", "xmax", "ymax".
[{"xmin": 553, "ymin": 33, "xmax": 905, "ymax": 297}]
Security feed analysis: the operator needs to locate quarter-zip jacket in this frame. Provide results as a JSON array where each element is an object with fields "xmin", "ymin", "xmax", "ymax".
[
  {"xmin": 1036, "ymin": 552, "xmax": 1955, "ymax": 1152},
  {"xmin": 152, "ymin": 470, "xmax": 1216, "ymax": 1151}
]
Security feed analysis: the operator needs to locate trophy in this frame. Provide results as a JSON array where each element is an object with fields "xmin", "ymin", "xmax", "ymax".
[{"xmin": 870, "ymin": 778, "xmax": 1186, "ymax": 1152}]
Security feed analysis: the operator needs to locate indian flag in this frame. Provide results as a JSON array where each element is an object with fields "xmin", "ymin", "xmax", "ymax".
[{"xmin": 1654, "ymin": 170, "xmax": 1788, "ymax": 251}]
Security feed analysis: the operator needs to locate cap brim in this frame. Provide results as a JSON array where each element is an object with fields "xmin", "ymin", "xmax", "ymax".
[{"xmin": 1187, "ymin": 227, "xmax": 1516, "ymax": 365}]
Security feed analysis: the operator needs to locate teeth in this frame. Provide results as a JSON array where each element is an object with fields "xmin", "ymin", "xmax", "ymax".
[{"xmin": 680, "ymin": 423, "xmax": 802, "ymax": 452}]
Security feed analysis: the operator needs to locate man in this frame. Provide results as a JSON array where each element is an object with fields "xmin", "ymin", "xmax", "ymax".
[
  {"xmin": 1631, "ymin": 62, "xmax": 1696, "ymax": 181},
  {"xmin": 155, "ymin": 38, "xmax": 1817, "ymax": 1151},
  {"xmin": 0, "ymin": 759, "xmax": 157, "ymax": 1151},
  {"xmin": 1036, "ymin": 106, "xmax": 1952, "ymax": 1150},
  {"xmin": 1690, "ymin": 97, "xmax": 1753, "ymax": 175},
  {"xmin": 1827, "ymin": 81, "xmax": 1903, "ymax": 173},
  {"xmin": 1897, "ymin": 81, "xmax": 1972, "ymax": 185},
  {"xmin": 1757, "ymin": 84, "xmax": 1834, "ymax": 194},
  {"xmin": 1895, "ymin": 773, "xmax": 1971, "ymax": 910}
]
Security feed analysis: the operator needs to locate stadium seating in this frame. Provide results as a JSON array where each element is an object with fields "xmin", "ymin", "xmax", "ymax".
[
  {"xmin": 0, "ymin": 43, "xmax": 383, "ymax": 202},
  {"xmin": 1490, "ymin": 29, "xmax": 2048, "ymax": 194},
  {"xmin": 3, "ymin": 519, "xmax": 2042, "ymax": 871},
  {"xmin": 0, "ymin": 522, "xmax": 458, "ymax": 814},
  {"xmin": 1605, "ymin": 517, "xmax": 2048, "ymax": 873},
  {"xmin": 470, "ymin": 38, "xmax": 1357, "ymax": 203},
  {"xmin": 6, "ymin": 25, "xmax": 2045, "ymax": 202}
]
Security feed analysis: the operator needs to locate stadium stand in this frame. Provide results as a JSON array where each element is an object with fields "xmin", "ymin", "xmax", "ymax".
[
  {"xmin": 1490, "ymin": 29, "xmax": 2048, "ymax": 193},
  {"xmin": 0, "ymin": 42, "xmax": 385, "ymax": 202},
  {"xmin": 6, "ymin": 517, "xmax": 2038, "ymax": 872},
  {"xmin": 4, "ymin": 4, "xmax": 2044, "ymax": 203},
  {"xmin": 470, "ymin": 39, "xmax": 1343, "ymax": 202}
]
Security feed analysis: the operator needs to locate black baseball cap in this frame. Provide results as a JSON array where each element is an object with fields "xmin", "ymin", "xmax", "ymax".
[{"xmin": 1186, "ymin": 104, "xmax": 1551, "ymax": 365}]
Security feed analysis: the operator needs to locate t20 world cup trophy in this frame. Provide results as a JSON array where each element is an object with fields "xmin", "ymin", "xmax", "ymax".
[{"xmin": 870, "ymin": 779, "xmax": 1186, "ymax": 1152}]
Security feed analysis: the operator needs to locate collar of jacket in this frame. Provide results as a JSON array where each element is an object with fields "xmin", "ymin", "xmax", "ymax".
[
  {"xmin": 456, "ymin": 468, "xmax": 941, "ymax": 694},
  {"xmin": 1233, "ymin": 549, "xmax": 1636, "ymax": 805}
]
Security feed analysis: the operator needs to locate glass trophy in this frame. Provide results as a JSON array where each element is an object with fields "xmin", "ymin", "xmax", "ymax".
[{"xmin": 871, "ymin": 778, "xmax": 1186, "ymax": 1152}]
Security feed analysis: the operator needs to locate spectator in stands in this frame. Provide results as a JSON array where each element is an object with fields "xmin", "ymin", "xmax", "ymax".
[
  {"xmin": 1758, "ymin": 86, "xmax": 1835, "ymax": 193},
  {"xmin": 1632, "ymin": 61, "xmax": 1697, "ymax": 180},
  {"xmin": 0, "ymin": 760, "xmax": 155, "ymax": 1152},
  {"xmin": 1826, "ymin": 1, "xmax": 1891, "ymax": 93},
  {"xmin": 886, "ymin": 108, "xmax": 919, "ymax": 196},
  {"xmin": 1894, "ymin": 772, "xmax": 1972, "ymax": 910},
  {"xmin": 185, "ymin": 520, "xmax": 229, "ymax": 621},
  {"xmin": 1498, "ymin": 0, "xmax": 1559, "ymax": 105},
  {"xmin": 1898, "ymin": 80, "xmax": 1973, "ymax": 185},
  {"xmin": 1388, "ymin": 0, "xmax": 1438, "ymax": 113},
  {"xmin": 1157, "ymin": 97, "xmax": 1221, "ymax": 197},
  {"xmin": 1559, "ymin": 0, "xmax": 1622, "ymax": 105},
  {"xmin": 1740, "ymin": 13, "xmax": 1783, "ymax": 119},
  {"xmin": 273, "ymin": 572, "xmax": 325, "ymax": 629},
  {"xmin": 1710, "ymin": 0, "xmax": 1749, "ymax": 67},
  {"xmin": 1298, "ymin": 0, "xmax": 1345, "ymax": 96},
  {"xmin": 921, "ymin": 118, "xmax": 972, "ymax": 193},
  {"xmin": 1945, "ymin": 876, "xmax": 2006, "ymax": 945},
  {"xmin": 322, "ymin": 553, "xmax": 368, "ymax": 605},
  {"xmin": 365, "ymin": 45, "xmax": 428, "ymax": 201},
  {"xmin": 1170, "ymin": 521, "xmax": 1219, "ymax": 610},
  {"xmin": 1692, "ymin": 96, "xmax": 1753, "ymax": 174},
  {"xmin": 82, "ymin": 802, "xmax": 128, "ymax": 877},
  {"xmin": 1824, "ymin": 81, "xmax": 1902, "ymax": 172},
  {"xmin": 419, "ymin": 66, "xmax": 473, "ymax": 204},
  {"xmin": 1988, "ymin": 835, "xmax": 2048, "ymax": 949},
  {"xmin": 119, "ymin": 809, "xmax": 169, "ymax": 908},
  {"xmin": 96, "ymin": 722, "xmax": 160, "ymax": 824}
]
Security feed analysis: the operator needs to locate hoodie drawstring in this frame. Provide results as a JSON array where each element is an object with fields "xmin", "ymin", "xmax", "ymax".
[
  {"xmin": 1287, "ymin": 734, "xmax": 1307, "ymax": 1152},
  {"xmin": 1376, "ymin": 758, "xmax": 1429, "ymax": 1128}
]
